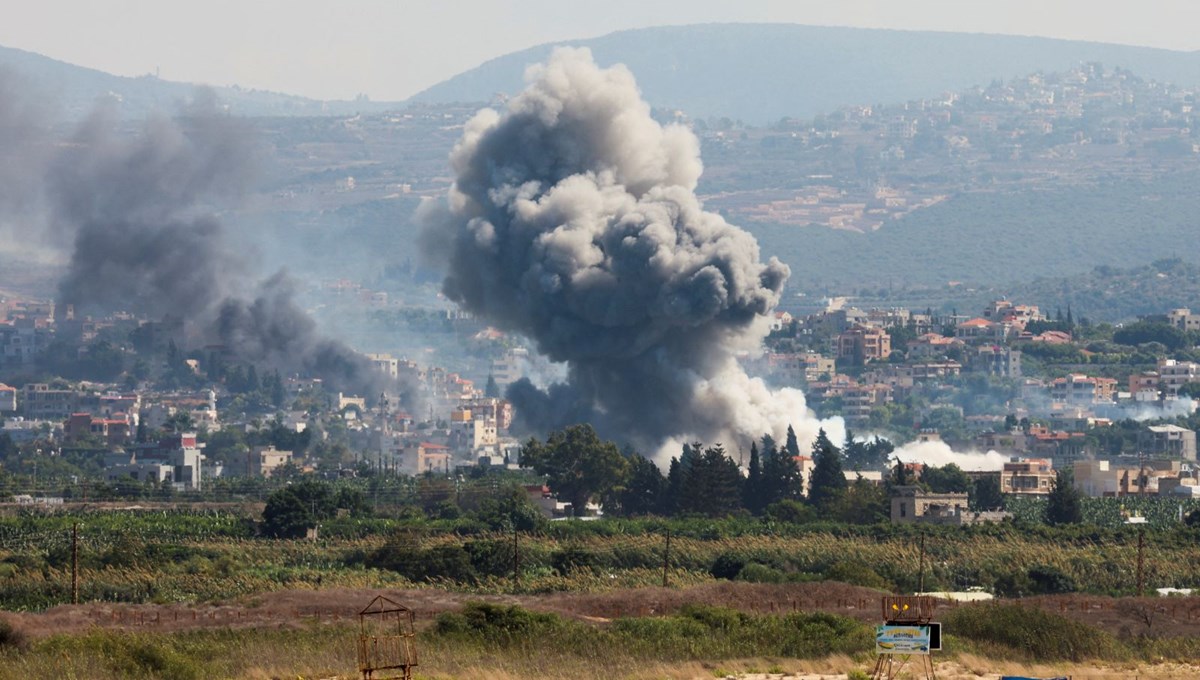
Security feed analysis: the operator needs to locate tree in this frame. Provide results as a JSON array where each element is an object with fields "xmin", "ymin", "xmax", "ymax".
[
  {"xmin": 807, "ymin": 429, "xmax": 846, "ymax": 511},
  {"xmin": 485, "ymin": 374, "xmax": 500, "ymax": 399},
  {"xmin": 887, "ymin": 459, "xmax": 914, "ymax": 489},
  {"xmin": 760, "ymin": 441, "xmax": 804, "ymax": 508},
  {"xmin": 922, "ymin": 463, "xmax": 971, "ymax": 494},
  {"xmin": 1045, "ymin": 469, "xmax": 1083, "ymax": 526},
  {"xmin": 742, "ymin": 442, "xmax": 765, "ymax": 514},
  {"xmin": 262, "ymin": 479, "xmax": 337, "ymax": 538},
  {"xmin": 677, "ymin": 444, "xmax": 743, "ymax": 517},
  {"xmin": 519, "ymin": 424, "xmax": 629, "ymax": 516},
  {"xmin": 614, "ymin": 454, "xmax": 666, "ymax": 516},
  {"xmin": 785, "ymin": 425, "xmax": 801, "ymax": 459},
  {"xmin": 971, "ymin": 475, "xmax": 1006, "ymax": 511},
  {"xmin": 844, "ymin": 430, "xmax": 894, "ymax": 472}
]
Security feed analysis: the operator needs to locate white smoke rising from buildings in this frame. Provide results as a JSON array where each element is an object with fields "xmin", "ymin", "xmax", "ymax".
[
  {"xmin": 421, "ymin": 47, "xmax": 842, "ymax": 458},
  {"xmin": 891, "ymin": 439, "xmax": 1008, "ymax": 472}
]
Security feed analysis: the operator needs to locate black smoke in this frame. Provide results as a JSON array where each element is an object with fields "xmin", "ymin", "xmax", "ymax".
[
  {"xmin": 421, "ymin": 48, "xmax": 840, "ymax": 454},
  {"xmin": 0, "ymin": 79, "xmax": 407, "ymax": 401}
]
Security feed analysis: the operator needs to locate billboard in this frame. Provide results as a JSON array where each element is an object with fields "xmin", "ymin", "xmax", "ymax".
[{"xmin": 875, "ymin": 624, "xmax": 933, "ymax": 655}]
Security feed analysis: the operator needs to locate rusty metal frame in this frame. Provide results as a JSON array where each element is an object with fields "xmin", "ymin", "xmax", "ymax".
[{"xmin": 357, "ymin": 595, "xmax": 418, "ymax": 680}]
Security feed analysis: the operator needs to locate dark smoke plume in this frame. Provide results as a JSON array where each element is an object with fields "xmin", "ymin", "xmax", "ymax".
[
  {"xmin": 0, "ymin": 84, "xmax": 407, "ymax": 401},
  {"xmin": 421, "ymin": 48, "xmax": 841, "ymax": 454}
]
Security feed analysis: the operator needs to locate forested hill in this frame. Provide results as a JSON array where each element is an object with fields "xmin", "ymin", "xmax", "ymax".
[
  {"xmin": 408, "ymin": 24, "xmax": 1200, "ymax": 123},
  {"xmin": 752, "ymin": 171, "xmax": 1200, "ymax": 293}
]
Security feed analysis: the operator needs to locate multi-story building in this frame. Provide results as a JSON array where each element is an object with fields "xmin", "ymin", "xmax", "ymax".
[
  {"xmin": 974, "ymin": 345, "xmax": 1022, "ymax": 378},
  {"xmin": 1139, "ymin": 424, "xmax": 1197, "ymax": 461},
  {"xmin": 1000, "ymin": 458, "xmax": 1056, "ymax": 496},
  {"xmin": 0, "ymin": 383, "xmax": 15, "ymax": 413},
  {"xmin": 107, "ymin": 432, "xmax": 206, "ymax": 490},
  {"xmin": 1156, "ymin": 359, "xmax": 1200, "ymax": 397},
  {"xmin": 21, "ymin": 384, "xmax": 78, "ymax": 421},
  {"xmin": 836, "ymin": 325, "xmax": 891, "ymax": 362},
  {"xmin": 1049, "ymin": 374, "xmax": 1117, "ymax": 405},
  {"xmin": 1168, "ymin": 308, "xmax": 1200, "ymax": 333}
]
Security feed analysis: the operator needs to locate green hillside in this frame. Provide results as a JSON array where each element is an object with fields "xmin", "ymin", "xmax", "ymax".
[{"xmin": 753, "ymin": 171, "xmax": 1200, "ymax": 292}]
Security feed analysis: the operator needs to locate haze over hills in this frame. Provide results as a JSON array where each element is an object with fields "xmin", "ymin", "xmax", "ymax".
[
  {"xmin": 409, "ymin": 23, "xmax": 1200, "ymax": 123},
  {"xmin": 0, "ymin": 44, "xmax": 402, "ymax": 120}
]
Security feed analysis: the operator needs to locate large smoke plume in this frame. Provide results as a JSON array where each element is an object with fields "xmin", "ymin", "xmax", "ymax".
[
  {"xmin": 422, "ymin": 48, "xmax": 842, "ymax": 455},
  {"xmin": 0, "ymin": 77, "xmax": 403, "ymax": 401}
]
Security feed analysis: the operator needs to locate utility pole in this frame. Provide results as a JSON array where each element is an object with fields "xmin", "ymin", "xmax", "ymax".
[
  {"xmin": 71, "ymin": 522, "xmax": 79, "ymax": 605},
  {"xmin": 1137, "ymin": 525, "xmax": 1145, "ymax": 597},
  {"xmin": 917, "ymin": 532, "xmax": 926, "ymax": 593},
  {"xmin": 512, "ymin": 525, "xmax": 520, "ymax": 588},
  {"xmin": 662, "ymin": 528, "xmax": 671, "ymax": 588}
]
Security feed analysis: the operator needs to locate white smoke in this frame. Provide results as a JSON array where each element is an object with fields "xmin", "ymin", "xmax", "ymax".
[{"xmin": 891, "ymin": 439, "xmax": 1008, "ymax": 472}]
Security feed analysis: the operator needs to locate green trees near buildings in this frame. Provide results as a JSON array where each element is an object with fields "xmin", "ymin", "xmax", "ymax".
[
  {"xmin": 520, "ymin": 424, "xmax": 629, "ymax": 516},
  {"xmin": 1045, "ymin": 469, "xmax": 1083, "ymax": 526},
  {"xmin": 807, "ymin": 428, "xmax": 846, "ymax": 511}
]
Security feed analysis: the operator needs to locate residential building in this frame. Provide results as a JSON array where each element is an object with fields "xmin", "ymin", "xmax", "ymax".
[
  {"xmin": 973, "ymin": 346, "xmax": 1022, "ymax": 378},
  {"xmin": 1000, "ymin": 458, "xmax": 1056, "ymax": 496},
  {"xmin": 63, "ymin": 413, "xmax": 131, "ymax": 447},
  {"xmin": 836, "ymin": 325, "xmax": 891, "ymax": 362},
  {"xmin": 1050, "ymin": 374, "xmax": 1117, "ymax": 405},
  {"xmin": 890, "ymin": 486, "xmax": 1008, "ymax": 525},
  {"xmin": 108, "ymin": 432, "xmax": 206, "ymax": 490},
  {"xmin": 1156, "ymin": 359, "xmax": 1200, "ymax": 397},
  {"xmin": 366, "ymin": 353, "xmax": 400, "ymax": 380},
  {"xmin": 1139, "ymin": 424, "xmax": 1197, "ymax": 461},
  {"xmin": 247, "ymin": 445, "xmax": 293, "ymax": 477},
  {"xmin": 1168, "ymin": 308, "xmax": 1200, "ymax": 333},
  {"xmin": 0, "ymin": 383, "xmax": 15, "ymax": 413},
  {"xmin": 21, "ymin": 384, "xmax": 78, "ymax": 421},
  {"xmin": 399, "ymin": 442, "xmax": 452, "ymax": 475}
]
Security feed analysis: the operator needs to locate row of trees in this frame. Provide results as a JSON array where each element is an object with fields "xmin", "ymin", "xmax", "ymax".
[{"xmin": 521, "ymin": 424, "xmax": 904, "ymax": 521}]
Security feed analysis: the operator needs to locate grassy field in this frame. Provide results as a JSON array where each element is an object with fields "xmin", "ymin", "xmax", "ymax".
[{"xmin": 1, "ymin": 508, "xmax": 1200, "ymax": 677}]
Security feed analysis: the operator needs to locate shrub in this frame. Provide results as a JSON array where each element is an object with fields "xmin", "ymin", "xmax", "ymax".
[
  {"xmin": 737, "ymin": 562, "xmax": 785, "ymax": 583},
  {"xmin": 434, "ymin": 602, "xmax": 562, "ymax": 638},
  {"xmin": 824, "ymin": 560, "xmax": 893, "ymax": 591},
  {"xmin": 945, "ymin": 603, "xmax": 1129, "ymax": 662},
  {"xmin": 709, "ymin": 552, "xmax": 746, "ymax": 580}
]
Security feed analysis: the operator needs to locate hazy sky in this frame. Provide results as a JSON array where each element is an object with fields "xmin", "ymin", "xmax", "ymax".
[{"xmin": 3, "ymin": 0, "xmax": 1198, "ymax": 102}]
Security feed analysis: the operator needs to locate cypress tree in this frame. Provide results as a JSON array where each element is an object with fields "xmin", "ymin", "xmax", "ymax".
[
  {"xmin": 742, "ymin": 441, "xmax": 764, "ymax": 514},
  {"xmin": 807, "ymin": 428, "xmax": 846, "ymax": 512}
]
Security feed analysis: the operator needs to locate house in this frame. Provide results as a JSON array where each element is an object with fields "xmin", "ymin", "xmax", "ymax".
[
  {"xmin": 1050, "ymin": 374, "xmax": 1117, "ymax": 405},
  {"xmin": 973, "ymin": 346, "xmax": 1022, "ymax": 378},
  {"xmin": 63, "ymin": 413, "xmax": 131, "ymax": 447},
  {"xmin": 906, "ymin": 333, "xmax": 964, "ymax": 359},
  {"xmin": 890, "ymin": 486, "xmax": 1008, "ymax": 525},
  {"xmin": 0, "ymin": 383, "xmax": 15, "ymax": 413},
  {"xmin": 836, "ymin": 325, "xmax": 891, "ymax": 362},
  {"xmin": 398, "ymin": 442, "xmax": 452, "ymax": 475},
  {"xmin": 247, "ymin": 446, "xmax": 293, "ymax": 477},
  {"xmin": 1000, "ymin": 457, "xmax": 1056, "ymax": 496},
  {"xmin": 107, "ymin": 432, "xmax": 206, "ymax": 490},
  {"xmin": 1139, "ymin": 425, "xmax": 1197, "ymax": 461}
]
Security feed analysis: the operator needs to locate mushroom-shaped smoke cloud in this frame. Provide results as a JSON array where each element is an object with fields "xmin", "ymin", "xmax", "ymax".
[{"xmin": 422, "ymin": 48, "xmax": 842, "ymax": 456}]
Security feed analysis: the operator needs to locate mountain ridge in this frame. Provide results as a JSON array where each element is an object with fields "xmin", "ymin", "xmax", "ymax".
[
  {"xmin": 0, "ymin": 43, "xmax": 403, "ymax": 120},
  {"xmin": 407, "ymin": 23, "xmax": 1200, "ymax": 123}
]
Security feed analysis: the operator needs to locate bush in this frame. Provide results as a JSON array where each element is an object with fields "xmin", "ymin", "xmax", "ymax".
[
  {"xmin": 0, "ymin": 616, "xmax": 26, "ymax": 650},
  {"xmin": 737, "ymin": 562, "xmax": 785, "ymax": 583},
  {"xmin": 945, "ymin": 603, "xmax": 1129, "ymax": 662},
  {"xmin": 709, "ymin": 552, "xmax": 746, "ymax": 580},
  {"xmin": 824, "ymin": 560, "xmax": 893, "ymax": 591},
  {"xmin": 435, "ymin": 602, "xmax": 562, "ymax": 638}
]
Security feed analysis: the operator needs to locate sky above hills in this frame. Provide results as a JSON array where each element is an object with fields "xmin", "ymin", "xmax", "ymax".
[{"xmin": 3, "ymin": 0, "xmax": 1200, "ymax": 102}]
